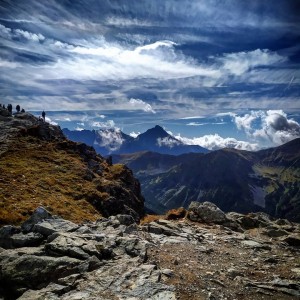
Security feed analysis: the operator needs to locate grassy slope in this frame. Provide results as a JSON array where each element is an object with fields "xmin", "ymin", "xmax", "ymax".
[{"xmin": 0, "ymin": 135, "xmax": 130, "ymax": 225}]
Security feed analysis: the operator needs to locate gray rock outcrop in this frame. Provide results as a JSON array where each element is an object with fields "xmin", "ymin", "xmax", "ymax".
[
  {"xmin": 0, "ymin": 204, "xmax": 299, "ymax": 299},
  {"xmin": 188, "ymin": 201, "xmax": 228, "ymax": 224}
]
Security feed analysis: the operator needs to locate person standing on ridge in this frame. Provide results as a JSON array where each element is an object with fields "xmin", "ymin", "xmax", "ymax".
[{"xmin": 42, "ymin": 110, "xmax": 46, "ymax": 122}]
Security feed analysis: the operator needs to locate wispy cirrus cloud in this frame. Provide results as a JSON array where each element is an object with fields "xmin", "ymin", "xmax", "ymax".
[{"xmin": 0, "ymin": 0, "xmax": 299, "ymax": 151}]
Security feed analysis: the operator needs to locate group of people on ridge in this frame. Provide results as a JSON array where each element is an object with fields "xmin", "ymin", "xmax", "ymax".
[{"xmin": 0, "ymin": 103, "xmax": 46, "ymax": 121}]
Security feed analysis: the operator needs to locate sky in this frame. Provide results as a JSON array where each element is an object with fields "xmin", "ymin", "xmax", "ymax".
[{"xmin": 0, "ymin": 0, "xmax": 300, "ymax": 150}]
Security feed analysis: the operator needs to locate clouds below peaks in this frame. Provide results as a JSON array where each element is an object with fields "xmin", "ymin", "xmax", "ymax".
[
  {"xmin": 175, "ymin": 134, "xmax": 259, "ymax": 151},
  {"xmin": 233, "ymin": 110, "xmax": 300, "ymax": 145}
]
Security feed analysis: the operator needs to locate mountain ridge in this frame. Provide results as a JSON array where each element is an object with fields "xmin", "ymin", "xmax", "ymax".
[
  {"xmin": 0, "ymin": 108, "xmax": 144, "ymax": 225},
  {"xmin": 113, "ymin": 138, "xmax": 300, "ymax": 221},
  {"xmin": 63, "ymin": 125, "xmax": 209, "ymax": 156}
]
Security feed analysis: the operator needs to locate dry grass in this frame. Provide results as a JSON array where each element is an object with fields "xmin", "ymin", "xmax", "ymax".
[
  {"xmin": 0, "ymin": 136, "xmax": 126, "ymax": 225},
  {"xmin": 165, "ymin": 207, "xmax": 187, "ymax": 220},
  {"xmin": 140, "ymin": 207, "xmax": 187, "ymax": 225},
  {"xmin": 140, "ymin": 214, "xmax": 165, "ymax": 225}
]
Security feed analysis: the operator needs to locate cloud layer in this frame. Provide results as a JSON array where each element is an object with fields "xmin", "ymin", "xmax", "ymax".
[{"xmin": 0, "ymin": 0, "xmax": 299, "ymax": 149}]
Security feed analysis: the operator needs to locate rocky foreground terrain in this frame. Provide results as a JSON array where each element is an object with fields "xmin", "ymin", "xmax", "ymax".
[{"xmin": 0, "ymin": 202, "xmax": 299, "ymax": 300}]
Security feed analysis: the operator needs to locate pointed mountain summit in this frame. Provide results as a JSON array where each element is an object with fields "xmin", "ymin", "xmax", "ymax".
[{"xmin": 138, "ymin": 125, "xmax": 170, "ymax": 141}]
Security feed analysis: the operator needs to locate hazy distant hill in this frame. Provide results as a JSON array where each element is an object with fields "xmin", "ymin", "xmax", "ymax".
[
  {"xmin": 63, "ymin": 125, "xmax": 209, "ymax": 156},
  {"xmin": 113, "ymin": 138, "xmax": 300, "ymax": 222}
]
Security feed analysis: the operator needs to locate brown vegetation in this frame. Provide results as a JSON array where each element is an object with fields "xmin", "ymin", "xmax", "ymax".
[
  {"xmin": 0, "ymin": 135, "xmax": 142, "ymax": 226},
  {"xmin": 166, "ymin": 207, "xmax": 187, "ymax": 220}
]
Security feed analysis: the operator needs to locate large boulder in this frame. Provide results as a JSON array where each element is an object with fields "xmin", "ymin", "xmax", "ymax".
[
  {"xmin": 187, "ymin": 201, "xmax": 228, "ymax": 224},
  {"xmin": 0, "ymin": 253, "xmax": 85, "ymax": 298},
  {"xmin": 21, "ymin": 207, "xmax": 53, "ymax": 233}
]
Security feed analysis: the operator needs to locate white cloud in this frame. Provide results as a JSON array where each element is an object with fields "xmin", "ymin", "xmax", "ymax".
[
  {"xmin": 0, "ymin": 24, "xmax": 12, "ymax": 38},
  {"xmin": 90, "ymin": 119, "xmax": 116, "ymax": 128},
  {"xmin": 135, "ymin": 40, "xmax": 177, "ymax": 53},
  {"xmin": 75, "ymin": 127, "xmax": 84, "ymax": 131},
  {"xmin": 45, "ymin": 116, "xmax": 58, "ymax": 126},
  {"xmin": 105, "ymin": 16, "xmax": 153, "ymax": 27},
  {"xmin": 180, "ymin": 116, "xmax": 205, "ymax": 120},
  {"xmin": 234, "ymin": 111, "xmax": 264, "ymax": 132},
  {"xmin": 186, "ymin": 122, "xmax": 226, "ymax": 126},
  {"xmin": 95, "ymin": 129, "xmax": 124, "ymax": 152},
  {"xmin": 40, "ymin": 39, "xmax": 221, "ymax": 82},
  {"xmin": 157, "ymin": 137, "xmax": 181, "ymax": 148},
  {"xmin": 215, "ymin": 49, "xmax": 286, "ymax": 76},
  {"xmin": 129, "ymin": 131, "xmax": 140, "ymax": 138},
  {"xmin": 175, "ymin": 134, "xmax": 259, "ymax": 151},
  {"xmin": 233, "ymin": 110, "xmax": 300, "ymax": 145},
  {"xmin": 0, "ymin": 59, "xmax": 19, "ymax": 69},
  {"xmin": 14, "ymin": 29, "xmax": 45, "ymax": 42},
  {"xmin": 129, "ymin": 98, "xmax": 156, "ymax": 113}
]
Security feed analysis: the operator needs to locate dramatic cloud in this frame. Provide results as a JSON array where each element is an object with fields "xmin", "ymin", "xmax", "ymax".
[
  {"xmin": 233, "ymin": 110, "xmax": 300, "ymax": 145},
  {"xmin": 95, "ymin": 129, "xmax": 124, "ymax": 152},
  {"xmin": 0, "ymin": 0, "xmax": 299, "ymax": 150},
  {"xmin": 175, "ymin": 134, "xmax": 259, "ymax": 151}
]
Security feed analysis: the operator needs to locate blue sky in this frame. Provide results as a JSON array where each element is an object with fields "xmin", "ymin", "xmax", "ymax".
[{"xmin": 0, "ymin": 0, "xmax": 300, "ymax": 150}]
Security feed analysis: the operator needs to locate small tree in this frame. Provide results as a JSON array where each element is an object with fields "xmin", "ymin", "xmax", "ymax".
[
  {"xmin": 7, "ymin": 104, "xmax": 12, "ymax": 114},
  {"xmin": 16, "ymin": 105, "xmax": 20, "ymax": 113},
  {"xmin": 21, "ymin": 108, "xmax": 25, "ymax": 113}
]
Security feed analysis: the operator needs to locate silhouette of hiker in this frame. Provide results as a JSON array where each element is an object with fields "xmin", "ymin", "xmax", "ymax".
[{"xmin": 42, "ymin": 110, "xmax": 46, "ymax": 122}]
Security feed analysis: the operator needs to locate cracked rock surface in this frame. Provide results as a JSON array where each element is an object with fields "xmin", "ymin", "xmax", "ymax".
[{"xmin": 0, "ymin": 205, "xmax": 299, "ymax": 300}]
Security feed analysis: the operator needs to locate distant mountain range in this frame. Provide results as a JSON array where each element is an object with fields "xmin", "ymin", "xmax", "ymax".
[
  {"xmin": 113, "ymin": 138, "xmax": 300, "ymax": 222},
  {"xmin": 63, "ymin": 125, "xmax": 209, "ymax": 156}
]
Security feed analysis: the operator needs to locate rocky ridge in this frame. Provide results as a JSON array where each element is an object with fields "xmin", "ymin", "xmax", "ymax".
[
  {"xmin": 0, "ymin": 108, "xmax": 144, "ymax": 225},
  {"xmin": 0, "ymin": 203, "xmax": 299, "ymax": 300}
]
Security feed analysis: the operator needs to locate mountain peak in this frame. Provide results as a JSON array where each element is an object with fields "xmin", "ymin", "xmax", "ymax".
[{"xmin": 139, "ymin": 125, "xmax": 169, "ymax": 140}]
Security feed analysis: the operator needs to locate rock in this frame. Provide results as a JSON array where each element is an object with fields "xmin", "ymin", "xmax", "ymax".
[
  {"xmin": 281, "ymin": 235, "xmax": 300, "ymax": 247},
  {"xmin": 247, "ymin": 278, "xmax": 300, "ymax": 297},
  {"xmin": 262, "ymin": 227, "xmax": 289, "ymax": 238},
  {"xmin": 18, "ymin": 283, "xmax": 70, "ymax": 299},
  {"xmin": 227, "ymin": 212, "xmax": 273, "ymax": 230},
  {"xmin": 45, "ymin": 233, "xmax": 92, "ymax": 260},
  {"xmin": 291, "ymin": 268, "xmax": 300, "ymax": 277},
  {"xmin": 21, "ymin": 207, "xmax": 53, "ymax": 233},
  {"xmin": 11, "ymin": 232, "xmax": 44, "ymax": 248},
  {"xmin": 33, "ymin": 218, "xmax": 79, "ymax": 236},
  {"xmin": 161, "ymin": 269, "xmax": 174, "ymax": 277},
  {"xmin": 274, "ymin": 218, "xmax": 292, "ymax": 226},
  {"xmin": 241, "ymin": 240, "xmax": 271, "ymax": 250},
  {"xmin": 0, "ymin": 254, "xmax": 85, "ymax": 298},
  {"xmin": 142, "ymin": 222, "xmax": 176, "ymax": 236},
  {"xmin": 227, "ymin": 268, "xmax": 243, "ymax": 279},
  {"xmin": 188, "ymin": 201, "xmax": 228, "ymax": 224},
  {"xmin": 0, "ymin": 225, "xmax": 21, "ymax": 248},
  {"xmin": 114, "ymin": 214, "xmax": 136, "ymax": 226}
]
